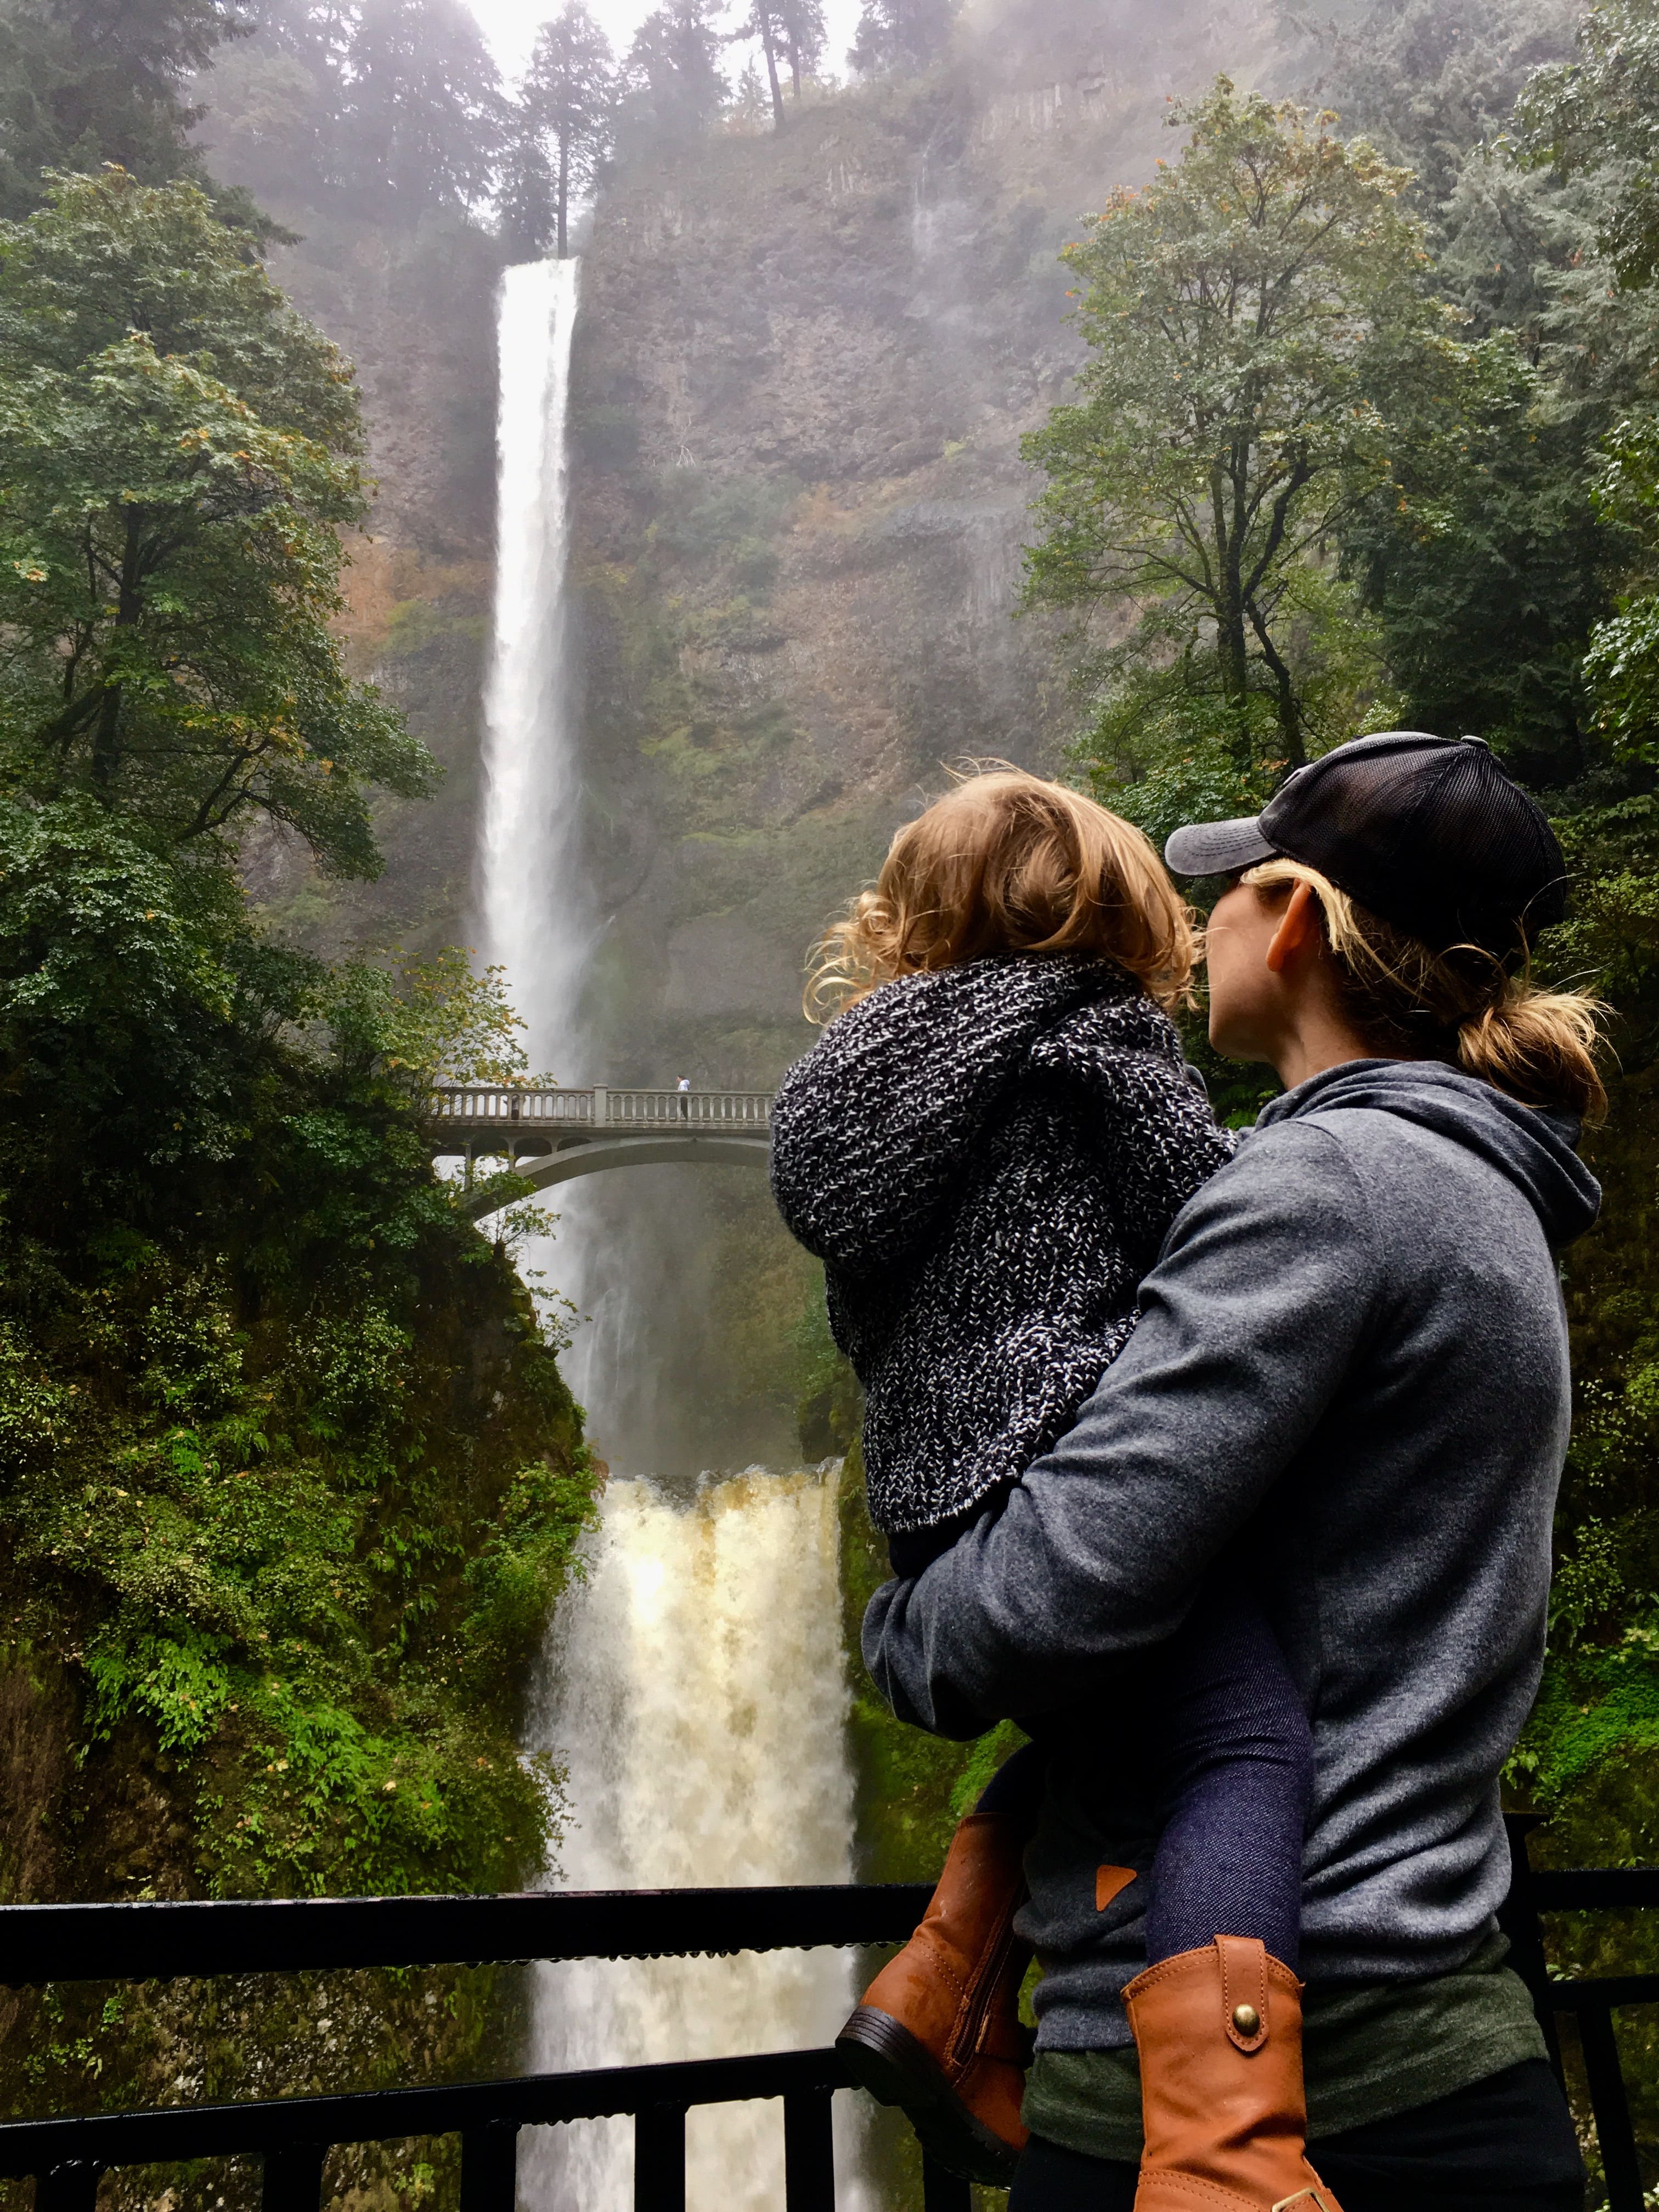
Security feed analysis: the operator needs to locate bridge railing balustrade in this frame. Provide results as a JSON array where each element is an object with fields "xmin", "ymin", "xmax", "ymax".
[{"xmin": 2, "ymin": 1819, "xmax": 1657, "ymax": 2211}]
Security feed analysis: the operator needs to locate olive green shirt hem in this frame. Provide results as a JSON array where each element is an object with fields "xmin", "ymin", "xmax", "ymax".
[{"xmin": 1022, "ymin": 1935, "xmax": 1548, "ymax": 2164}]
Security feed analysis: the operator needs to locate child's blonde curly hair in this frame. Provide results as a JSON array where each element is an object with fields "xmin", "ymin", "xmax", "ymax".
[{"xmin": 805, "ymin": 768, "xmax": 1199, "ymax": 1021}]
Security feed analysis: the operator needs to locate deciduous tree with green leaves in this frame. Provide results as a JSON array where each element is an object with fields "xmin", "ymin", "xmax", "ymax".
[
  {"xmin": 0, "ymin": 170, "xmax": 434, "ymax": 874},
  {"xmin": 1022, "ymin": 78, "xmax": 1456, "ymax": 777}
]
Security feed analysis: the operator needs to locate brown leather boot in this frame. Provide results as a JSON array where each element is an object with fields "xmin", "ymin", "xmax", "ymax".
[
  {"xmin": 1122, "ymin": 1936, "xmax": 1344, "ymax": 2211},
  {"xmin": 835, "ymin": 1810, "xmax": 1032, "ymax": 2184}
]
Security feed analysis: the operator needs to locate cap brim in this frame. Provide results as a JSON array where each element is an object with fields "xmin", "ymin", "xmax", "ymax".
[{"xmin": 1163, "ymin": 817, "xmax": 1278, "ymax": 878}]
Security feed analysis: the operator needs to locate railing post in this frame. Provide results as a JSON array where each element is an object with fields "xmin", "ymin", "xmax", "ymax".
[
  {"xmin": 1578, "ymin": 2006, "xmax": 1644, "ymax": 2212},
  {"xmin": 1498, "ymin": 1812, "xmax": 1564, "ymax": 2083},
  {"xmin": 36, "ymin": 2163, "xmax": 101, "ymax": 2212},
  {"xmin": 782, "ymin": 2088, "xmax": 834, "ymax": 2212},
  {"xmin": 262, "ymin": 2140, "xmax": 325, "ymax": 2212},
  {"xmin": 592, "ymin": 1085, "xmax": 608, "ymax": 1128},
  {"xmin": 633, "ymin": 2102, "xmax": 686, "ymax": 2211},
  {"xmin": 460, "ymin": 2119, "xmax": 520, "ymax": 2212},
  {"xmin": 921, "ymin": 2153, "xmax": 972, "ymax": 2210}
]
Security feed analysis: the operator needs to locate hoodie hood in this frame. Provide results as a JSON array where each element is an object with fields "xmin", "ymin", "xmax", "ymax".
[{"xmin": 1255, "ymin": 1058, "xmax": 1601, "ymax": 1249}]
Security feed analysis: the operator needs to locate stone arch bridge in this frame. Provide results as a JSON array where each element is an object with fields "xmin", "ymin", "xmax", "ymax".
[{"xmin": 427, "ymin": 1086, "xmax": 773, "ymax": 1221}]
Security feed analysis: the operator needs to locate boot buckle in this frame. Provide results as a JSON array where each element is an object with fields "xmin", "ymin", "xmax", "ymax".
[{"xmin": 1272, "ymin": 2194, "xmax": 1335, "ymax": 2212}]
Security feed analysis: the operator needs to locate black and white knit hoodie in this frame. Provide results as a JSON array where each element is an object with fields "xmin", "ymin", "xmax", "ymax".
[{"xmin": 770, "ymin": 953, "xmax": 1235, "ymax": 1538}]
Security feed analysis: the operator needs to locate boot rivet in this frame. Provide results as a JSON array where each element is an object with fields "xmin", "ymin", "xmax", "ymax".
[{"xmin": 1231, "ymin": 2003, "xmax": 1260, "ymax": 2036}]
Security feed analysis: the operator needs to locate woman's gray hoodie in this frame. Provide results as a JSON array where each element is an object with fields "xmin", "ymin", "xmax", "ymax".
[{"xmin": 863, "ymin": 1059, "xmax": 1601, "ymax": 2051}]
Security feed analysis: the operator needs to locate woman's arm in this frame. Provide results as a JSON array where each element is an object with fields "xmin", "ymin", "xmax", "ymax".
[{"xmin": 861, "ymin": 1120, "xmax": 1381, "ymax": 1735}]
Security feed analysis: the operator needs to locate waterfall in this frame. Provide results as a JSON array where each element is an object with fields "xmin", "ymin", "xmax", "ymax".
[{"xmin": 475, "ymin": 263, "xmax": 868, "ymax": 2209}]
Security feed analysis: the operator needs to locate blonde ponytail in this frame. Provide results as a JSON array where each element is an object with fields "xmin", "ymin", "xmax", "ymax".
[{"xmin": 1241, "ymin": 859, "xmax": 1609, "ymax": 1126}]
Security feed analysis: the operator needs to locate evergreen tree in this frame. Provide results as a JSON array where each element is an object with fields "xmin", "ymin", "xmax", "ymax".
[
  {"xmin": 520, "ymin": 1, "xmax": 615, "ymax": 255},
  {"xmin": 0, "ymin": 0, "xmax": 252, "ymax": 219},
  {"xmin": 847, "ymin": 0, "xmax": 956, "ymax": 76},
  {"xmin": 781, "ymin": 0, "xmax": 826, "ymax": 97},
  {"xmin": 621, "ymin": 0, "xmax": 727, "ymax": 144},
  {"xmin": 732, "ymin": 0, "xmax": 787, "ymax": 129},
  {"xmin": 345, "ymin": 0, "xmax": 503, "ymax": 212}
]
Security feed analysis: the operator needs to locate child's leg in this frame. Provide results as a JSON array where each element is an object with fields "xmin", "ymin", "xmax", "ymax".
[
  {"xmin": 1124, "ymin": 1582, "xmax": 1344, "ymax": 2210},
  {"xmin": 1143, "ymin": 1579, "xmax": 1312, "ymax": 1968},
  {"xmin": 837, "ymin": 1728, "xmax": 1040, "ymax": 2183}
]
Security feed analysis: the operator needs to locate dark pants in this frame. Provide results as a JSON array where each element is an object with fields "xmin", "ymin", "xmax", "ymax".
[{"xmin": 1007, "ymin": 2059, "xmax": 1586, "ymax": 2211}]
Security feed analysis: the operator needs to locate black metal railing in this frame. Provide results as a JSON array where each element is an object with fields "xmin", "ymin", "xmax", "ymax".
[
  {"xmin": 0, "ymin": 1881, "xmax": 958, "ymax": 2212},
  {"xmin": 1500, "ymin": 1814, "xmax": 1659, "ymax": 2212},
  {"xmin": 3, "ymin": 1822, "xmax": 1657, "ymax": 2210}
]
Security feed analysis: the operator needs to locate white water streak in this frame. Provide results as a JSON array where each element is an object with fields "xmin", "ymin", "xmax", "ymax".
[
  {"xmin": 475, "ymin": 266, "xmax": 868, "ymax": 2208},
  {"xmin": 479, "ymin": 257, "xmax": 591, "ymax": 1065}
]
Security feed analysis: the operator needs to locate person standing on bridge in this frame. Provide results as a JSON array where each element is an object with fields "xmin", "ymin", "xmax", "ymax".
[
  {"xmin": 859, "ymin": 735, "xmax": 1602, "ymax": 2210},
  {"xmin": 677, "ymin": 1075, "xmax": 691, "ymax": 1120},
  {"xmin": 770, "ymin": 769, "xmax": 1343, "ymax": 2199}
]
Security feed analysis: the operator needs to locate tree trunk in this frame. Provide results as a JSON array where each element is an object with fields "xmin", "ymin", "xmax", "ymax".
[
  {"xmin": 557, "ymin": 128, "xmax": 569, "ymax": 259},
  {"xmin": 1249, "ymin": 606, "xmax": 1307, "ymax": 769},
  {"xmin": 92, "ymin": 510, "xmax": 144, "ymax": 792},
  {"xmin": 1212, "ymin": 456, "xmax": 1252, "ymax": 761},
  {"xmin": 759, "ymin": 13, "xmax": 786, "ymax": 129},
  {"xmin": 784, "ymin": 0, "xmax": 803, "ymax": 94}
]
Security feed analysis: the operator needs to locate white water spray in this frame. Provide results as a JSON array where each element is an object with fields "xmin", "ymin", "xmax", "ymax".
[
  {"xmin": 475, "ymin": 263, "xmax": 867, "ymax": 2209},
  {"xmin": 479, "ymin": 257, "xmax": 590, "ymax": 1060}
]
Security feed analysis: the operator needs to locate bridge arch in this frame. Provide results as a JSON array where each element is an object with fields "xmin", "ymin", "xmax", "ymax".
[{"xmin": 426, "ymin": 1086, "xmax": 773, "ymax": 1222}]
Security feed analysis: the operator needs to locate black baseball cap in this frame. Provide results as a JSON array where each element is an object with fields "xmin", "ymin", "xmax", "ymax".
[{"xmin": 1163, "ymin": 731, "xmax": 1568, "ymax": 958}]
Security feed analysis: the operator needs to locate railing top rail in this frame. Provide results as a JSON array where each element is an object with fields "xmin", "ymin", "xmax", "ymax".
[
  {"xmin": 0, "ymin": 1882, "xmax": 932, "ymax": 1989},
  {"xmin": 0, "ymin": 2049, "xmax": 848, "ymax": 2176}
]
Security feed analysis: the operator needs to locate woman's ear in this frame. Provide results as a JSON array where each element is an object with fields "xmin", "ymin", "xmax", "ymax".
[{"xmin": 1264, "ymin": 881, "xmax": 1323, "ymax": 977}]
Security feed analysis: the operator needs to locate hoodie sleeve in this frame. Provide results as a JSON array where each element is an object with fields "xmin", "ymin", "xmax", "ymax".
[{"xmin": 861, "ymin": 1120, "xmax": 1382, "ymax": 1737}]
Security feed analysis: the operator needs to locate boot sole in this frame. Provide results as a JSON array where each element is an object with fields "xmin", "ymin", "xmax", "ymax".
[{"xmin": 835, "ymin": 2005, "xmax": 1024, "ymax": 2185}]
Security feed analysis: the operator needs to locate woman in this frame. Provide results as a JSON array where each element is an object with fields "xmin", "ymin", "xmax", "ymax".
[{"xmin": 863, "ymin": 731, "xmax": 1601, "ymax": 2211}]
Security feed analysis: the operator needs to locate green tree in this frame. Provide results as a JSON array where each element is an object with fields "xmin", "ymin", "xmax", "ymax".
[
  {"xmin": 847, "ymin": 0, "xmax": 956, "ymax": 76},
  {"xmin": 1517, "ymin": 0, "xmax": 1659, "ymax": 290},
  {"xmin": 781, "ymin": 0, "xmax": 826, "ymax": 94},
  {"xmin": 1022, "ymin": 77, "xmax": 1452, "ymax": 774},
  {"xmin": 621, "ymin": 0, "xmax": 728, "ymax": 144},
  {"xmin": 733, "ymin": 0, "xmax": 788, "ymax": 130},
  {"xmin": 0, "ymin": 0, "xmax": 273, "ymax": 227},
  {"xmin": 0, "ymin": 170, "xmax": 433, "ymax": 874},
  {"xmin": 343, "ymin": 0, "xmax": 503, "ymax": 212},
  {"xmin": 520, "ymin": 0, "xmax": 615, "ymax": 256}
]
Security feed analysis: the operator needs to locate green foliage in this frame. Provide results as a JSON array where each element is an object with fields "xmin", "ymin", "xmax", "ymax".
[
  {"xmin": 847, "ymin": 0, "xmax": 958, "ymax": 77},
  {"xmin": 618, "ymin": 0, "xmax": 729, "ymax": 148},
  {"xmin": 0, "ymin": 172, "xmax": 435, "ymax": 874},
  {"xmin": 1517, "ymin": 0, "xmax": 1659, "ymax": 291},
  {"xmin": 1341, "ymin": 330, "xmax": 1617, "ymax": 772},
  {"xmin": 0, "ymin": 0, "xmax": 263, "ymax": 227},
  {"xmin": 1023, "ymin": 77, "xmax": 1451, "ymax": 771},
  {"xmin": 0, "ymin": 799, "xmax": 597, "ymax": 1900}
]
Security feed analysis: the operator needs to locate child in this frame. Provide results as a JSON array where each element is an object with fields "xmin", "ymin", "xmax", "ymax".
[{"xmin": 770, "ymin": 770, "xmax": 1338, "ymax": 2212}]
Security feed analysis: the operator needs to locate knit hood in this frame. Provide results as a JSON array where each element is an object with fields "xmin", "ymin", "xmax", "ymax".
[
  {"xmin": 1255, "ymin": 1059, "xmax": 1601, "ymax": 1250},
  {"xmin": 771, "ymin": 951, "xmax": 1172, "ymax": 1278}
]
